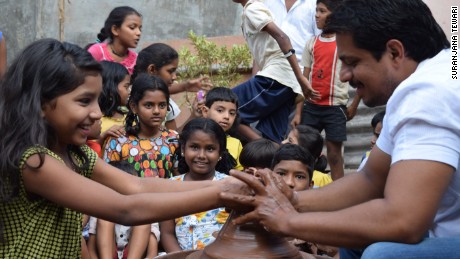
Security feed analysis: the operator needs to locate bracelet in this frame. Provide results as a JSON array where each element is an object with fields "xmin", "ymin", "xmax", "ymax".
[{"xmin": 283, "ymin": 48, "xmax": 295, "ymax": 58}]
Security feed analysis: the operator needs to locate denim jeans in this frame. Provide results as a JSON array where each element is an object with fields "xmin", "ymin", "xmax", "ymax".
[{"xmin": 340, "ymin": 236, "xmax": 460, "ymax": 259}]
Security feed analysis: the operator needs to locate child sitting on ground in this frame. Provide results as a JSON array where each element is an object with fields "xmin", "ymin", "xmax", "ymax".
[
  {"xmin": 358, "ymin": 110, "xmax": 385, "ymax": 171},
  {"xmin": 201, "ymin": 87, "xmax": 243, "ymax": 170},
  {"xmin": 101, "ymin": 74, "xmax": 179, "ymax": 258},
  {"xmin": 160, "ymin": 118, "xmax": 236, "ymax": 252},
  {"xmin": 283, "ymin": 125, "xmax": 333, "ymax": 188},
  {"xmin": 270, "ymin": 144, "xmax": 314, "ymax": 254},
  {"xmin": 271, "ymin": 144, "xmax": 337, "ymax": 257},
  {"xmin": 239, "ymin": 138, "xmax": 279, "ymax": 175},
  {"xmin": 133, "ymin": 43, "xmax": 212, "ymax": 131},
  {"xmin": 88, "ymin": 160, "xmax": 142, "ymax": 259}
]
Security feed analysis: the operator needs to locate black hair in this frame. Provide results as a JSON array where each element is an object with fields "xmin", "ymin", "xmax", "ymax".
[
  {"xmin": 317, "ymin": 0, "xmax": 344, "ymax": 13},
  {"xmin": 371, "ymin": 110, "xmax": 385, "ymax": 129},
  {"xmin": 97, "ymin": 6, "xmax": 141, "ymax": 43},
  {"xmin": 323, "ymin": 0, "xmax": 450, "ymax": 62},
  {"xmin": 0, "ymin": 38, "xmax": 102, "ymax": 201},
  {"xmin": 109, "ymin": 160, "xmax": 137, "ymax": 176},
  {"xmin": 98, "ymin": 61, "xmax": 130, "ymax": 117},
  {"xmin": 271, "ymin": 144, "xmax": 315, "ymax": 181},
  {"xmin": 204, "ymin": 86, "xmax": 240, "ymax": 134},
  {"xmin": 294, "ymin": 125, "xmax": 328, "ymax": 173},
  {"xmin": 125, "ymin": 74, "xmax": 170, "ymax": 136},
  {"xmin": 205, "ymin": 87, "xmax": 239, "ymax": 109},
  {"xmin": 239, "ymin": 138, "xmax": 279, "ymax": 169},
  {"xmin": 132, "ymin": 43, "xmax": 179, "ymax": 82},
  {"xmin": 177, "ymin": 118, "xmax": 236, "ymax": 175}
]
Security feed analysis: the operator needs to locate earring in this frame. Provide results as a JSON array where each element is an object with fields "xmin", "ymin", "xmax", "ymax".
[
  {"xmin": 218, "ymin": 157, "xmax": 222, "ymax": 161},
  {"xmin": 181, "ymin": 152, "xmax": 184, "ymax": 156},
  {"xmin": 133, "ymin": 113, "xmax": 140, "ymax": 131}
]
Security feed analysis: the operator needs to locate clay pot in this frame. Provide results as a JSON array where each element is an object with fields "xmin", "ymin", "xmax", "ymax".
[{"xmin": 158, "ymin": 211, "xmax": 308, "ymax": 259}]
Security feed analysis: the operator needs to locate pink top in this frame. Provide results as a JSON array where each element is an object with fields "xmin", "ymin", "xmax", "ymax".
[{"xmin": 87, "ymin": 42, "xmax": 137, "ymax": 74}]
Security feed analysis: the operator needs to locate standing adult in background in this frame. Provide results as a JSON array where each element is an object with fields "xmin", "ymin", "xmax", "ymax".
[
  {"xmin": 264, "ymin": 0, "xmax": 320, "ymax": 68},
  {"xmin": 0, "ymin": 31, "xmax": 6, "ymax": 78},
  {"xmin": 223, "ymin": 0, "xmax": 459, "ymax": 258}
]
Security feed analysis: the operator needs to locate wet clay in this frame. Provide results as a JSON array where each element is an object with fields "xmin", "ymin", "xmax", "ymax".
[{"xmin": 158, "ymin": 211, "xmax": 307, "ymax": 259}]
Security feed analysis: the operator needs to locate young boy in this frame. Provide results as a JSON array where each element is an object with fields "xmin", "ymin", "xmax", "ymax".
[
  {"xmin": 271, "ymin": 144, "xmax": 338, "ymax": 257},
  {"xmin": 231, "ymin": 0, "xmax": 320, "ymax": 144},
  {"xmin": 201, "ymin": 87, "xmax": 244, "ymax": 170},
  {"xmin": 358, "ymin": 110, "xmax": 385, "ymax": 171},
  {"xmin": 271, "ymin": 144, "xmax": 314, "ymax": 192},
  {"xmin": 295, "ymin": 0, "xmax": 360, "ymax": 180}
]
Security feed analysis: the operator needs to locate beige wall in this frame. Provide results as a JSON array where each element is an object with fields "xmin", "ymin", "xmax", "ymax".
[{"xmin": 425, "ymin": 0, "xmax": 458, "ymax": 37}]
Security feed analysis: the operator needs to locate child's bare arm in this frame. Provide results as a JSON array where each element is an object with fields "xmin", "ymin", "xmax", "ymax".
[
  {"xmin": 290, "ymin": 101, "xmax": 304, "ymax": 128},
  {"xmin": 169, "ymin": 76, "xmax": 212, "ymax": 94},
  {"xmin": 96, "ymin": 219, "xmax": 116, "ymax": 258},
  {"xmin": 165, "ymin": 119, "xmax": 177, "ymax": 131},
  {"xmin": 262, "ymin": 22, "xmax": 319, "ymax": 100},
  {"xmin": 346, "ymin": 94, "xmax": 361, "ymax": 121},
  {"xmin": 22, "ymin": 154, "xmax": 244, "ymax": 225},
  {"xmin": 98, "ymin": 125, "xmax": 125, "ymax": 146},
  {"xmin": 127, "ymin": 225, "xmax": 151, "ymax": 258},
  {"xmin": 159, "ymin": 220, "xmax": 182, "ymax": 253},
  {"xmin": 0, "ymin": 35, "xmax": 7, "ymax": 78}
]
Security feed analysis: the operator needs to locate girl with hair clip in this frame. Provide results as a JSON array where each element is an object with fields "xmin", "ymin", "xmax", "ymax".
[
  {"xmin": 98, "ymin": 61, "xmax": 131, "ymax": 146},
  {"xmin": 87, "ymin": 6, "xmax": 142, "ymax": 74},
  {"xmin": 101, "ymin": 73, "xmax": 180, "ymax": 258},
  {"xmin": 160, "ymin": 118, "xmax": 236, "ymax": 253},
  {"xmin": 0, "ymin": 38, "xmax": 243, "ymax": 258},
  {"xmin": 282, "ymin": 124, "xmax": 333, "ymax": 188},
  {"xmin": 133, "ymin": 43, "xmax": 212, "ymax": 131}
]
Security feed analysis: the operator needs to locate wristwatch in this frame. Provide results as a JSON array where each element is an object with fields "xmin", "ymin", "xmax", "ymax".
[{"xmin": 283, "ymin": 48, "xmax": 295, "ymax": 58}]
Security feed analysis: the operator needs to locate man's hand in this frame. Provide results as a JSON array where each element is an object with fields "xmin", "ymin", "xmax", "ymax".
[
  {"xmin": 217, "ymin": 170, "xmax": 255, "ymax": 211},
  {"xmin": 220, "ymin": 169, "xmax": 298, "ymax": 235}
]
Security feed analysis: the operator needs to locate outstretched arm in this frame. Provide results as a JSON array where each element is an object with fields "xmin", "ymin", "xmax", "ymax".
[
  {"xmin": 346, "ymin": 94, "xmax": 361, "ymax": 121},
  {"xmin": 22, "ymin": 155, "xmax": 246, "ymax": 225},
  {"xmin": 290, "ymin": 101, "xmax": 303, "ymax": 129},
  {"xmin": 262, "ymin": 22, "xmax": 319, "ymax": 100},
  {"xmin": 221, "ymin": 149, "xmax": 454, "ymax": 247},
  {"xmin": 159, "ymin": 220, "xmax": 182, "ymax": 253},
  {"xmin": 168, "ymin": 76, "xmax": 212, "ymax": 95}
]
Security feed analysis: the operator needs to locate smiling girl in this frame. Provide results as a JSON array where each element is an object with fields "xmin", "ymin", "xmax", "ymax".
[
  {"xmin": 160, "ymin": 118, "xmax": 236, "ymax": 252},
  {"xmin": 0, "ymin": 39, "xmax": 242, "ymax": 258}
]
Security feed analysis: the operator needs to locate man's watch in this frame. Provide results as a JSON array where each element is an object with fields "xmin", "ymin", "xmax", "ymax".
[{"xmin": 283, "ymin": 48, "xmax": 295, "ymax": 58}]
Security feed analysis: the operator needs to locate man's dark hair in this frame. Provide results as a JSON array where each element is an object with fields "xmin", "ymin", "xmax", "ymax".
[{"xmin": 324, "ymin": 0, "xmax": 450, "ymax": 62}]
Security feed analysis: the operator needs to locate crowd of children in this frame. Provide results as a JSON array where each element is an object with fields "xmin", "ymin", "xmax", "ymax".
[{"xmin": 0, "ymin": 1, "xmax": 381, "ymax": 258}]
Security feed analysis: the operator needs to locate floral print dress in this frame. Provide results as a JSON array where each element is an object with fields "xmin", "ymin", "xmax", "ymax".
[
  {"xmin": 103, "ymin": 129, "xmax": 178, "ymax": 178},
  {"xmin": 172, "ymin": 172, "xmax": 229, "ymax": 250}
]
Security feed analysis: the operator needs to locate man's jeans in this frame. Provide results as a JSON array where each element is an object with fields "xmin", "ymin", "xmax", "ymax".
[{"xmin": 340, "ymin": 236, "xmax": 460, "ymax": 259}]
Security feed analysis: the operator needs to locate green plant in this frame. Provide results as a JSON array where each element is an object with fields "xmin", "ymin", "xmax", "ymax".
[{"xmin": 178, "ymin": 31, "xmax": 252, "ymax": 88}]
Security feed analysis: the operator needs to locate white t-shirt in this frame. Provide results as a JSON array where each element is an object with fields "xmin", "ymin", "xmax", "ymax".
[
  {"xmin": 264, "ymin": 0, "xmax": 320, "ymax": 66},
  {"xmin": 241, "ymin": 0, "xmax": 304, "ymax": 98},
  {"xmin": 377, "ymin": 48, "xmax": 460, "ymax": 237},
  {"xmin": 166, "ymin": 98, "xmax": 180, "ymax": 122}
]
